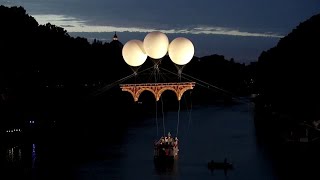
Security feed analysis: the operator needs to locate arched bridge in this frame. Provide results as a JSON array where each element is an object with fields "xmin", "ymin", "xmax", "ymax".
[{"xmin": 119, "ymin": 82, "xmax": 196, "ymax": 102}]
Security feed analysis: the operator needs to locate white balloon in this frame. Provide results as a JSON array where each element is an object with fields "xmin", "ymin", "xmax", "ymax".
[
  {"xmin": 122, "ymin": 40, "xmax": 147, "ymax": 67},
  {"xmin": 143, "ymin": 31, "xmax": 169, "ymax": 59},
  {"xmin": 168, "ymin": 37, "xmax": 194, "ymax": 66}
]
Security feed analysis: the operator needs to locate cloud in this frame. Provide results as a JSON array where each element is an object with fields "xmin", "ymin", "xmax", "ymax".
[
  {"xmin": 60, "ymin": 25, "xmax": 75, "ymax": 27},
  {"xmin": 33, "ymin": 14, "xmax": 284, "ymax": 38},
  {"xmin": 190, "ymin": 27, "xmax": 283, "ymax": 38}
]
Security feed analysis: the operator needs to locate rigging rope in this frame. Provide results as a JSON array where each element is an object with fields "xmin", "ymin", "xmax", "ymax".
[
  {"xmin": 175, "ymin": 66, "xmax": 183, "ymax": 137},
  {"xmin": 154, "ymin": 63, "xmax": 159, "ymax": 138},
  {"xmin": 181, "ymin": 72, "xmax": 233, "ymax": 96},
  {"xmin": 93, "ymin": 66, "xmax": 154, "ymax": 96},
  {"xmin": 92, "ymin": 73, "xmax": 135, "ymax": 96},
  {"xmin": 176, "ymin": 99, "xmax": 181, "ymax": 137},
  {"xmin": 155, "ymin": 100, "xmax": 159, "ymax": 137},
  {"xmin": 159, "ymin": 67, "xmax": 251, "ymax": 104},
  {"xmin": 187, "ymin": 91, "xmax": 193, "ymax": 135},
  {"xmin": 152, "ymin": 58, "xmax": 168, "ymax": 138},
  {"xmin": 161, "ymin": 96, "xmax": 166, "ymax": 136},
  {"xmin": 179, "ymin": 91, "xmax": 192, "ymax": 136}
]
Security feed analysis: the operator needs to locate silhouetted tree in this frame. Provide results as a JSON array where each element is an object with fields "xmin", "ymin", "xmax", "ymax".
[{"xmin": 255, "ymin": 13, "xmax": 320, "ymax": 122}]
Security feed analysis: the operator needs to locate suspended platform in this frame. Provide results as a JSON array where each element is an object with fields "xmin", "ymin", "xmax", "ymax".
[
  {"xmin": 153, "ymin": 135, "xmax": 179, "ymax": 165},
  {"xmin": 119, "ymin": 83, "xmax": 194, "ymax": 165},
  {"xmin": 119, "ymin": 82, "xmax": 195, "ymax": 102}
]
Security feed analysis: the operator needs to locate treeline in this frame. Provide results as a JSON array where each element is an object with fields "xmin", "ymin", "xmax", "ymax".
[
  {"xmin": 0, "ymin": 6, "xmax": 128, "ymax": 105},
  {"xmin": 183, "ymin": 54, "xmax": 253, "ymax": 104},
  {"xmin": 0, "ymin": 5, "xmax": 252, "ymax": 107},
  {"xmin": 0, "ymin": 5, "xmax": 129, "ymax": 130},
  {"xmin": 0, "ymin": 5, "xmax": 256, "ymax": 136},
  {"xmin": 254, "ymin": 13, "xmax": 320, "ymax": 123}
]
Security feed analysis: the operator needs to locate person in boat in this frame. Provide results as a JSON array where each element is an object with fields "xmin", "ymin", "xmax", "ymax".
[
  {"xmin": 155, "ymin": 133, "xmax": 179, "ymax": 157},
  {"xmin": 157, "ymin": 136, "xmax": 164, "ymax": 145},
  {"xmin": 174, "ymin": 137, "xmax": 178, "ymax": 146},
  {"xmin": 173, "ymin": 146, "xmax": 179, "ymax": 156},
  {"xmin": 168, "ymin": 132, "xmax": 173, "ymax": 144},
  {"xmin": 165, "ymin": 136, "xmax": 168, "ymax": 144}
]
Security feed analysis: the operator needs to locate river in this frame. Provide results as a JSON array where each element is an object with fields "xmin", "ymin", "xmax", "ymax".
[{"xmin": 1, "ymin": 101, "xmax": 319, "ymax": 180}]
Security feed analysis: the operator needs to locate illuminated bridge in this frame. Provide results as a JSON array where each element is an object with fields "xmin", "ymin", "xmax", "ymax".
[{"xmin": 119, "ymin": 82, "xmax": 196, "ymax": 102}]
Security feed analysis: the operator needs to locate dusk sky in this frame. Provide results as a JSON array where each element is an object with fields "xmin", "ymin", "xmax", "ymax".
[{"xmin": 1, "ymin": 0, "xmax": 319, "ymax": 63}]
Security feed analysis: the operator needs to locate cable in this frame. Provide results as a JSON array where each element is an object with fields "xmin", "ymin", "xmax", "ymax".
[
  {"xmin": 186, "ymin": 91, "xmax": 193, "ymax": 135},
  {"xmin": 176, "ymin": 100, "xmax": 181, "ymax": 137},
  {"xmin": 160, "ymin": 67, "xmax": 250, "ymax": 104},
  {"xmin": 92, "ymin": 73, "xmax": 135, "ymax": 96},
  {"xmin": 154, "ymin": 62, "xmax": 159, "ymax": 138},
  {"xmin": 161, "ymin": 96, "xmax": 166, "ymax": 136},
  {"xmin": 155, "ymin": 100, "xmax": 159, "ymax": 137},
  {"xmin": 92, "ymin": 66, "xmax": 154, "ymax": 96}
]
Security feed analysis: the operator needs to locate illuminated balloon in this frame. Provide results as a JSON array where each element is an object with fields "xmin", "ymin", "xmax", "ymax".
[
  {"xmin": 168, "ymin": 37, "xmax": 194, "ymax": 65},
  {"xmin": 122, "ymin": 40, "xmax": 147, "ymax": 67},
  {"xmin": 143, "ymin": 31, "xmax": 169, "ymax": 59}
]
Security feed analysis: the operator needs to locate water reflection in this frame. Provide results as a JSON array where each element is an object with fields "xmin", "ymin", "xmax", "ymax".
[
  {"xmin": 3, "ymin": 143, "xmax": 37, "ymax": 169},
  {"xmin": 207, "ymin": 166, "xmax": 232, "ymax": 177},
  {"xmin": 32, "ymin": 143, "xmax": 36, "ymax": 168},
  {"xmin": 6, "ymin": 144, "xmax": 22, "ymax": 167},
  {"xmin": 153, "ymin": 159, "xmax": 179, "ymax": 176},
  {"xmin": 4, "ymin": 103, "xmax": 320, "ymax": 179}
]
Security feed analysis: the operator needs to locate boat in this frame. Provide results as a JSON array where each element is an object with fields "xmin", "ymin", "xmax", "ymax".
[
  {"xmin": 153, "ymin": 133, "xmax": 179, "ymax": 165},
  {"xmin": 207, "ymin": 159, "xmax": 233, "ymax": 170}
]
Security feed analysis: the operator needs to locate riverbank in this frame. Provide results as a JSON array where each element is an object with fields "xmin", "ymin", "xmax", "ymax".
[{"xmin": 253, "ymin": 94, "xmax": 320, "ymax": 147}]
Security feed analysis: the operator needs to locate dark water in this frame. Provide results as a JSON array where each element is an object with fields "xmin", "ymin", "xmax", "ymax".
[{"xmin": 1, "ymin": 102, "xmax": 319, "ymax": 180}]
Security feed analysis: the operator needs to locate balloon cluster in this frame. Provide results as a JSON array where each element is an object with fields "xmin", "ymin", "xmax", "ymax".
[{"xmin": 122, "ymin": 31, "xmax": 194, "ymax": 67}]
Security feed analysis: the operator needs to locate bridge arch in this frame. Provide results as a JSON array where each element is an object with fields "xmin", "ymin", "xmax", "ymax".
[
  {"xmin": 136, "ymin": 88, "xmax": 157, "ymax": 102},
  {"xmin": 157, "ymin": 87, "xmax": 179, "ymax": 101},
  {"xmin": 120, "ymin": 82, "xmax": 195, "ymax": 102}
]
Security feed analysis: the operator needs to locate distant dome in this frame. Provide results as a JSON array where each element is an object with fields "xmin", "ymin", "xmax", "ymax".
[
  {"xmin": 113, "ymin": 32, "xmax": 118, "ymax": 40},
  {"xmin": 110, "ymin": 32, "xmax": 123, "ymax": 48}
]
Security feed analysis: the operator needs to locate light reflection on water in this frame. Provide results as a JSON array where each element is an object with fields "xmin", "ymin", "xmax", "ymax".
[
  {"xmin": 2, "ymin": 103, "xmax": 320, "ymax": 179},
  {"xmin": 32, "ymin": 143, "xmax": 36, "ymax": 168},
  {"xmin": 6, "ymin": 144, "xmax": 22, "ymax": 166},
  {"xmin": 73, "ymin": 103, "xmax": 267, "ymax": 180},
  {"xmin": 3, "ymin": 143, "xmax": 37, "ymax": 169}
]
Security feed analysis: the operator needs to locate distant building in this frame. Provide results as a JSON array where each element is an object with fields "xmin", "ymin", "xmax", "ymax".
[
  {"xmin": 110, "ymin": 32, "xmax": 123, "ymax": 49},
  {"xmin": 109, "ymin": 32, "xmax": 123, "ymax": 60},
  {"xmin": 113, "ymin": 32, "xmax": 118, "ymax": 41}
]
